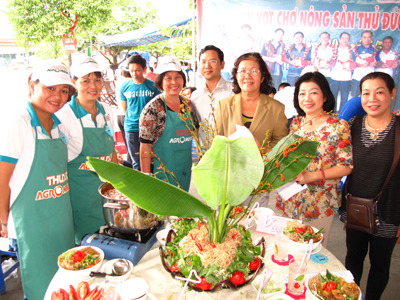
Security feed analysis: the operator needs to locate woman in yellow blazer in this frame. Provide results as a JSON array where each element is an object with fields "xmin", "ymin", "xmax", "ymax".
[{"xmin": 215, "ymin": 52, "xmax": 288, "ymax": 149}]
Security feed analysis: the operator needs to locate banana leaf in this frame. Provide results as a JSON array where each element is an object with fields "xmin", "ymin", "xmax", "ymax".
[
  {"xmin": 261, "ymin": 134, "xmax": 319, "ymax": 190},
  {"xmin": 192, "ymin": 136, "xmax": 264, "ymax": 210},
  {"xmin": 86, "ymin": 158, "xmax": 213, "ymax": 218}
]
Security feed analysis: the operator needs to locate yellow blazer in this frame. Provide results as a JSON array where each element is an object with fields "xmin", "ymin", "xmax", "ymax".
[{"xmin": 215, "ymin": 93, "xmax": 288, "ymax": 148}]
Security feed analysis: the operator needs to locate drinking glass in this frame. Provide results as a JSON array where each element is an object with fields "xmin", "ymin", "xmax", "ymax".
[
  {"xmin": 288, "ymin": 258, "xmax": 307, "ymax": 295},
  {"xmin": 274, "ymin": 234, "xmax": 288, "ymax": 261}
]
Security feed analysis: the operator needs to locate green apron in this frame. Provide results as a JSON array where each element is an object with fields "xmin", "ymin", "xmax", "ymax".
[
  {"xmin": 11, "ymin": 127, "xmax": 75, "ymax": 300},
  {"xmin": 68, "ymin": 101, "xmax": 114, "ymax": 244},
  {"xmin": 153, "ymin": 96, "xmax": 193, "ymax": 191}
]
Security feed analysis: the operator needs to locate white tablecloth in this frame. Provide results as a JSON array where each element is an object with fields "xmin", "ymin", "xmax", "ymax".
[{"xmin": 45, "ymin": 224, "xmax": 348, "ymax": 300}]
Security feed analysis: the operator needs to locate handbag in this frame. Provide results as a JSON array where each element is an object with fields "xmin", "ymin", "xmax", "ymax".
[{"xmin": 346, "ymin": 117, "xmax": 400, "ymax": 234}]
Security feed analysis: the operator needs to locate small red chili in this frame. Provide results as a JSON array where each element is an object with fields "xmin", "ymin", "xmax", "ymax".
[
  {"xmin": 276, "ymin": 161, "xmax": 280, "ymax": 168},
  {"xmin": 195, "ymin": 243, "xmax": 203, "ymax": 251},
  {"xmin": 190, "ymin": 234, "xmax": 194, "ymax": 240}
]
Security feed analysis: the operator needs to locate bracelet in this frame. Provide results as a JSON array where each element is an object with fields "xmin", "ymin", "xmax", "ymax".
[
  {"xmin": 1, "ymin": 222, "xmax": 7, "ymax": 227},
  {"xmin": 320, "ymin": 169, "xmax": 325, "ymax": 183}
]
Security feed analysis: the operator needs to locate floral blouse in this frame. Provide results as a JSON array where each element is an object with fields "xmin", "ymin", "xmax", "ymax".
[
  {"xmin": 276, "ymin": 116, "xmax": 353, "ymax": 220},
  {"xmin": 139, "ymin": 95, "xmax": 199, "ymax": 145}
]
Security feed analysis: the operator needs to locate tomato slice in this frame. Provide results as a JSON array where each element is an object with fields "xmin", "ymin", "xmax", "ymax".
[
  {"xmin": 51, "ymin": 291, "xmax": 61, "ymax": 300},
  {"xmin": 69, "ymin": 285, "xmax": 78, "ymax": 300},
  {"xmin": 71, "ymin": 250, "xmax": 86, "ymax": 262},
  {"xmin": 230, "ymin": 271, "xmax": 246, "ymax": 286},
  {"xmin": 325, "ymin": 281, "xmax": 337, "ymax": 291},
  {"xmin": 77, "ymin": 282, "xmax": 90, "ymax": 300},
  {"xmin": 85, "ymin": 287, "xmax": 104, "ymax": 300},
  {"xmin": 248, "ymin": 257, "xmax": 261, "ymax": 271},
  {"xmin": 196, "ymin": 277, "xmax": 212, "ymax": 290},
  {"xmin": 170, "ymin": 263, "xmax": 179, "ymax": 272}
]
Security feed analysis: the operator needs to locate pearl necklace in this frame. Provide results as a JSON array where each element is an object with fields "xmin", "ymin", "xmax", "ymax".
[{"xmin": 365, "ymin": 117, "xmax": 389, "ymax": 140}]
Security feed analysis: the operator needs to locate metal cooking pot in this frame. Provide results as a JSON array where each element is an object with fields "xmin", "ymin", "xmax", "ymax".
[{"xmin": 99, "ymin": 182, "xmax": 158, "ymax": 234}]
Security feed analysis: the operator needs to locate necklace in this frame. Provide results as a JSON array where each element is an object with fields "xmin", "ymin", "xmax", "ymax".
[
  {"xmin": 365, "ymin": 116, "xmax": 389, "ymax": 140},
  {"xmin": 305, "ymin": 114, "xmax": 322, "ymax": 126}
]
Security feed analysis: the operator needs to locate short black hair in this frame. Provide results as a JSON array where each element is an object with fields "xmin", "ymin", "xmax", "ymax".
[
  {"xmin": 278, "ymin": 82, "xmax": 291, "ymax": 90},
  {"xmin": 319, "ymin": 32, "xmax": 330, "ymax": 38},
  {"xmin": 293, "ymin": 72, "xmax": 335, "ymax": 116},
  {"xmin": 184, "ymin": 86, "xmax": 197, "ymax": 93},
  {"xmin": 198, "ymin": 45, "xmax": 224, "ymax": 62},
  {"xmin": 126, "ymin": 54, "xmax": 146, "ymax": 69},
  {"xmin": 360, "ymin": 71, "xmax": 395, "ymax": 93},
  {"xmin": 275, "ymin": 28, "xmax": 284, "ymax": 35},
  {"xmin": 294, "ymin": 31, "xmax": 304, "ymax": 38},
  {"xmin": 270, "ymin": 87, "xmax": 277, "ymax": 95},
  {"xmin": 241, "ymin": 24, "xmax": 251, "ymax": 30},
  {"xmin": 340, "ymin": 31, "xmax": 350, "ymax": 39},
  {"xmin": 382, "ymin": 36, "xmax": 394, "ymax": 43},
  {"xmin": 148, "ymin": 66, "xmax": 154, "ymax": 72},
  {"xmin": 361, "ymin": 30, "xmax": 373, "ymax": 37},
  {"xmin": 154, "ymin": 71, "xmax": 187, "ymax": 92},
  {"xmin": 231, "ymin": 52, "xmax": 273, "ymax": 95}
]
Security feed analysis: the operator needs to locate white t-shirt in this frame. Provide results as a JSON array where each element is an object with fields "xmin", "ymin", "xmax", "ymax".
[
  {"xmin": 312, "ymin": 45, "xmax": 334, "ymax": 78},
  {"xmin": 331, "ymin": 46, "xmax": 353, "ymax": 81},
  {"xmin": 0, "ymin": 102, "xmax": 68, "ymax": 239},
  {"xmin": 274, "ymin": 87, "xmax": 298, "ymax": 119},
  {"xmin": 192, "ymin": 76, "xmax": 234, "ymax": 143},
  {"xmin": 375, "ymin": 49, "xmax": 397, "ymax": 77},
  {"xmin": 352, "ymin": 44, "xmax": 376, "ymax": 81},
  {"xmin": 56, "ymin": 97, "xmax": 115, "ymax": 162}
]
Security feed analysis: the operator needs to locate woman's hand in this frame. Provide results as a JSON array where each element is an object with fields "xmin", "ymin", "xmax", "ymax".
[{"xmin": 295, "ymin": 170, "xmax": 318, "ymax": 185}]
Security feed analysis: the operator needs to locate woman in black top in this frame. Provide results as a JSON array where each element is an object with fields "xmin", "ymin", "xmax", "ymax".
[{"xmin": 341, "ymin": 72, "xmax": 400, "ymax": 300}]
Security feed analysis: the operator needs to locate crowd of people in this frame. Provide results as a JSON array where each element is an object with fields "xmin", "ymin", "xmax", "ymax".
[{"xmin": 0, "ymin": 37, "xmax": 399, "ymax": 299}]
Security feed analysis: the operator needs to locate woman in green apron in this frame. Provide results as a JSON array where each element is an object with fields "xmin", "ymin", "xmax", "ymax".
[
  {"xmin": 57, "ymin": 58, "xmax": 118, "ymax": 244},
  {"xmin": 139, "ymin": 57, "xmax": 198, "ymax": 191},
  {"xmin": 0, "ymin": 59, "xmax": 76, "ymax": 300}
]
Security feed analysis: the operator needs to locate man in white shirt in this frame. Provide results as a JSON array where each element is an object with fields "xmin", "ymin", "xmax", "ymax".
[
  {"xmin": 312, "ymin": 32, "xmax": 335, "ymax": 86},
  {"xmin": 375, "ymin": 36, "xmax": 398, "ymax": 77},
  {"xmin": 192, "ymin": 45, "xmax": 234, "ymax": 145}
]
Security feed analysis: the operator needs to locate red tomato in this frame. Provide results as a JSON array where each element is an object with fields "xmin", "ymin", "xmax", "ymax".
[
  {"xmin": 196, "ymin": 277, "xmax": 212, "ymax": 291},
  {"xmin": 51, "ymin": 291, "xmax": 61, "ymax": 300},
  {"xmin": 294, "ymin": 227, "xmax": 305, "ymax": 234},
  {"xmin": 51, "ymin": 289, "xmax": 68, "ymax": 300},
  {"xmin": 71, "ymin": 250, "xmax": 85, "ymax": 262},
  {"xmin": 77, "ymin": 282, "xmax": 90, "ymax": 300},
  {"xmin": 325, "ymin": 281, "xmax": 337, "ymax": 291},
  {"xmin": 167, "ymin": 249, "xmax": 173, "ymax": 257},
  {"xmin": 248, "ymin": 257, "xmax": 261, "ymax": 271},
  {"xmin": 170, "ymin": 263, "xmax": 179, "ymax": 272},
  {"xmin": 230, "ymin": 271, "xmax": 246, "ymax": 286},
  {"xmin": 85, "ymin": 287, "xmax": 104, "ymax": 300},
  {"xmin": 69, "ymin": 285, "xmax": 78, "ymax": 300}
]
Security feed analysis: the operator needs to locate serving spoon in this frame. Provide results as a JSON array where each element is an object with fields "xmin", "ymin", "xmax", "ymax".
[{"xmin": 90, "ymin": 259, "xmax": 130, "ymax": 277}]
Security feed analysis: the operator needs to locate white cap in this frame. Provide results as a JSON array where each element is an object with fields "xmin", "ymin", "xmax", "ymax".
[
  {"xmin": 156, "ymin": 56, "xmax": 182, "ymax": 74},
  {"xmin": 31, "ymin": 59, "xmax": 75, "ymax": 89},
  {"xmin": 71, "ymin": 57, "xmax": 103, "ymax": 78}
]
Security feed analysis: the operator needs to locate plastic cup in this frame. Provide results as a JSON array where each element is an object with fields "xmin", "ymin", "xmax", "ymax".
[
  {"xmin": 288, "ymin": 258, "xmax": 307, "ymax": 295},
  {"xmin": 274, "ymin": 234, "xmax": 289, "ymax": 262}
]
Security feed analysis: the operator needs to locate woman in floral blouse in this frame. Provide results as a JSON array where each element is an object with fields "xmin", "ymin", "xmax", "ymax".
[{"xmin": 276, "ymin": 71, "xmax": 353, "ymax": 247}]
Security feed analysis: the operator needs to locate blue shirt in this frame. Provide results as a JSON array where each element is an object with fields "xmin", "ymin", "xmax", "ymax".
[
  {"xmin": 119, "ymin": 78, "xmax": 161, "ymax": 132},
  {"xmin": 286, "ymin": 44, "xmax": 312, "ymax": 76}
]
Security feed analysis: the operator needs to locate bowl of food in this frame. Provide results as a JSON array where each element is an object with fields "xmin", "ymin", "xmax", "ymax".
[
  {"xmin": 252, "ymin": 273, "xmax": 285, "ymax": 299},
  {"xmin": 57, "ymin": 246, "xmax": 104, "ymax": 278},
  {"xmin": 156, "ymin": 228, "xmax": 176, "ymax": 246},
  {"xmin": 307, "ymin": 270, "xmax": 361, "ymax": 300},
  {"xmin": 283, "ymin": 220, "xmax": 324, "ymax": 253}
]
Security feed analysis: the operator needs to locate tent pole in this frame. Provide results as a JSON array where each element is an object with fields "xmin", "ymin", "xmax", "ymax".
[{"xmin": 192, "ymin": 0, "xmax": 196, "ymax": 87}]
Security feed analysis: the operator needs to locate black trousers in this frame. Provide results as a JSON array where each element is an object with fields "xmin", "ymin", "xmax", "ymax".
[
  {"xmin": 345, "ymin": 228, "xmax": 397, "ymax": 300},
  {"xmin": 117, "ymin": 115, "xmax": 132, "ymax": 164}
]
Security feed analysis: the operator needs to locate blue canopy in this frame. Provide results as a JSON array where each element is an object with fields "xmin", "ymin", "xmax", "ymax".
[{"xmin": 96, "ymin": 17, "xmax": 193, "ymax": 47}]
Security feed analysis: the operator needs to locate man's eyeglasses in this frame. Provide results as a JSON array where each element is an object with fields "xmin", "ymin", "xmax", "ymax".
[
  {"xmin": 200, "ymin": 60, "xmax": 218, "ymax": 66},
  {"xmin": 237, "ymin": 69, "xmax": 261, "ymax": 77}
]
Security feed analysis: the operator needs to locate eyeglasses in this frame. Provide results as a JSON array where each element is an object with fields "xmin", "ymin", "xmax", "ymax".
[
  {"xmin": 200, "ymin": 60, "xmax": 218, "ymax": 66},
  {"xmin": 237, "ymin": 69, "xmax": 261, "ymax": 77}
]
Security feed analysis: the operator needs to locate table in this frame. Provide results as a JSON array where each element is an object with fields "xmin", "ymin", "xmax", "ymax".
[{"xmin": 45, "ymin": 223, "xmax": 350, "ymax": 300}]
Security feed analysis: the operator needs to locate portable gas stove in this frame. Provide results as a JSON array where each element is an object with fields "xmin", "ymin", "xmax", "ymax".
[{"xmin": 80, "ymin": 220, "xmax": 164, "ymax": 265}]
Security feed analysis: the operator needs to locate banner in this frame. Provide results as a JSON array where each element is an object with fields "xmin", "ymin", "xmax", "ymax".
[{"xmin": 197, "ymin": 0, "xmax": 400, "ymax": 79}]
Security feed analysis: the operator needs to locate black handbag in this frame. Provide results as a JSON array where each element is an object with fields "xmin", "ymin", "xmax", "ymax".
[{"xmin": 346, "ymin": 117, "xmax": 400, "ymax": 234}]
